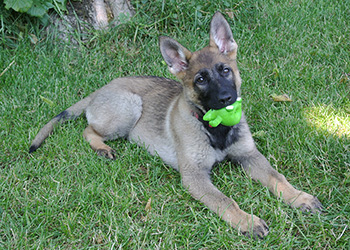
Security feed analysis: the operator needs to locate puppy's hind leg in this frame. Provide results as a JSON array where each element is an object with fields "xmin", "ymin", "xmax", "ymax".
[
  {"xmin": 83, "ymin": 91, "xmax": 143, "ymax": 160},
  {"xmin": 83, "ymin": 125, "xmax": 117, "ymax": 160}
]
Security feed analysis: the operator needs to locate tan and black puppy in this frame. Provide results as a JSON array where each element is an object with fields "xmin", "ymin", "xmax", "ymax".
[{"xmin": 29, "ymin": 12, "xmax": 322, "ymax": 238}]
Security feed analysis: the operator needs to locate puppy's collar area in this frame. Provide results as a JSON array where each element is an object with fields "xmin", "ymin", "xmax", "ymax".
[{"xmin": 191, "ymin": 106, "xmax": 242, "ymax": 150}]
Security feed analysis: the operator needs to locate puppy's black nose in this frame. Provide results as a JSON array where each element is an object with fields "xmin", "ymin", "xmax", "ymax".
[{"xmin": 219, "ymin": 94, "xmax": 233, "ymax": 106}]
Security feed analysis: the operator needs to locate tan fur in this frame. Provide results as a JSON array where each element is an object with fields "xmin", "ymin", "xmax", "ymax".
[{"xmin": 29, "ymin": 12, "xmax": 322, "ymax": 238}]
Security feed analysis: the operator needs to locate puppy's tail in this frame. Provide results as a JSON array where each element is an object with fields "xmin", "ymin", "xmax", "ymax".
[{"xmin": 29, "ymin": 96, "xmax": 92, "ymax": 153}]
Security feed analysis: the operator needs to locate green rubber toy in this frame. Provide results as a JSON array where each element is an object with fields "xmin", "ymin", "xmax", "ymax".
[{"xmin": 203, "ymin": 97, "xmax": 242, "ymax": 127}]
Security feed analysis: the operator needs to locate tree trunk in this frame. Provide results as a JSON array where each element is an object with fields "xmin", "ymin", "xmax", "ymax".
[{"xmin": 48, "ymin": 0, "xmax": 134, "ymax": 43}]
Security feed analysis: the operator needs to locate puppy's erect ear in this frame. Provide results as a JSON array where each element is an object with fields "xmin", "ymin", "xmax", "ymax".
[
  {"xmin": 210, "ymin": 12, "xmax": 238, "ymax": 58},
  {"xmin": 159, "ymin": 36, "xmax": 192, "ymax": 75}
]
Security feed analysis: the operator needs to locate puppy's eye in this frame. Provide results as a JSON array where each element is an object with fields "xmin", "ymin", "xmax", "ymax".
[
  {"xmin": 223, "ymin": 67, "xmax": 230, "ymax": 74},
  {"xmin": 195, "ymin": 76, "xmax": 205, "ymax": 84}
]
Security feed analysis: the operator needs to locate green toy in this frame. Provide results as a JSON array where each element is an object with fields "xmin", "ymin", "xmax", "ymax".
[{"xmin": 203, "ymin": 97, "xmax": 242, "ymax": 127}]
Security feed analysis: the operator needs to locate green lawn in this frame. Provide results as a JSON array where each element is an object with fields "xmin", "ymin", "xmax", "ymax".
[{"xmin": 1, "ymin": 0, "xmax": 349, "ymax": 249}]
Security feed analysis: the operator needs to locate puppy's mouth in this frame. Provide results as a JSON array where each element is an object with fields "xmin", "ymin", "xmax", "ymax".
[
  {"xmin": 214, "ymin": 101, "xmax": 236, "ymax": 110},
  {"xmin": 206, "ymin": 97, "xmax": 237, "ymax": 111},
  {"xmin": 195, "ymin": 97, "xmax": 238, "ymax": 116},
  {"xmin": 213, "ymin": 97, "xmax": 240, "ymax": 110}
]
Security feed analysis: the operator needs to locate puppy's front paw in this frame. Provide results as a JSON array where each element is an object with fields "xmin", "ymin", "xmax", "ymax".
[
  {"xmin": 241, "ymin": 215, "xmax": 269, "ymax": 239},
  {"xmin": 292, "ymin": 192, "xmax": 323, "ymax": 213},
  {"xmin": 96, "ymin": 148, "xmax": 117, "ymax": 160}
]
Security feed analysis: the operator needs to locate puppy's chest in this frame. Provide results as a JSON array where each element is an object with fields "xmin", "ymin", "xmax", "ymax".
[{"xmin": 203, "ymin": 122, "xmax": 241, "ymax": 150}]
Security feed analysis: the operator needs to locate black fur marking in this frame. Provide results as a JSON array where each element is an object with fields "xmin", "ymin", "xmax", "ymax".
[
  {"xmin": 29, "ymin": 145, "xmax": 38, "ymax": 153},
  {"xmin": 55, "ymin": 110, "xmax": 70, "ymax": 122},
  {"xmin": 198, "ymin": 115, "xmax": 240, "ymax": 150}
]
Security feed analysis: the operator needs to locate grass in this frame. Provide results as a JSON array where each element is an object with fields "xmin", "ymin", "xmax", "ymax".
[{"xmin": 1, "ymin": 0, "xmax": 350, "ymax": 248}]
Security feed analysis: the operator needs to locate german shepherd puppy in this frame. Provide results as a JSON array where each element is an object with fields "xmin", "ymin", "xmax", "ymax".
[{"xmin": 29, "ymin": 12, "xmax": 322, "ymax": 238}]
